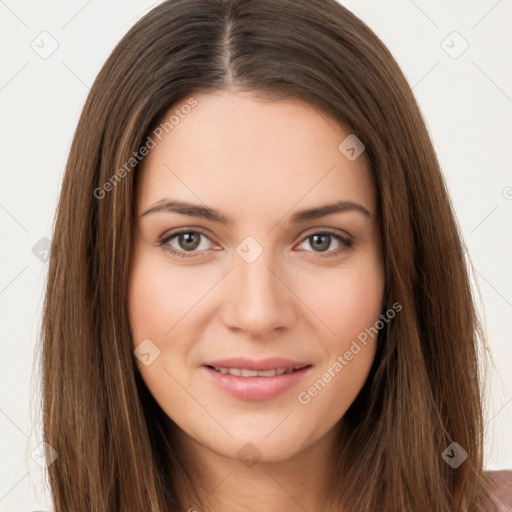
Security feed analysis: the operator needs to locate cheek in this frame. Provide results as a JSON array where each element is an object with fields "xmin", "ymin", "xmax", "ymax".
[
  {"xmin": 297, "ymin": 265, "xmax": 384, "ymax": 424},
  {"xmin": 305, "ymin": 249, "xmax": 385, "ymax": 349},
  {"xmin": 297, "ymin": 249, "xmax": 384, "ymax": 405},
  {"xmin": 128, "ymin": 251, "xmax": 198, "ymax": 415},
  {"xmin": 128, "ymin": 251, "xmax": 209, "ymax": 343}
]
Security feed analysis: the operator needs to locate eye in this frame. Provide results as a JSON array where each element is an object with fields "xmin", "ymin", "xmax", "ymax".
[
  {"xmin": 295, "ymin": 230, "xmax": 353, "ymax": 257},
  {"xmin": 158, "ymin": 228, "xmax": 354, "ymax": 259},
  {"xmin": 158, "ymin": 229, "xmax": 217, "ymax": 258}
]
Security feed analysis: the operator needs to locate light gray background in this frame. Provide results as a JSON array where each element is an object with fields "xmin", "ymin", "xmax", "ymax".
[{"xmin": 1, "ymin": 0, "xmax": 511, "ymax": 510}]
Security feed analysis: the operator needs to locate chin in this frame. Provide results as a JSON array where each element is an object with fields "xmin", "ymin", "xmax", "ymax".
[{"xmin": 189, "ymin": 418, "xmax": 327, "ymax": 466}]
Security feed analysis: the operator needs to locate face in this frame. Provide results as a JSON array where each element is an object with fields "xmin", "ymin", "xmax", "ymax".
[{"xmin": 128, "ymin": 89, "xmax": 385, "ymax": 464}]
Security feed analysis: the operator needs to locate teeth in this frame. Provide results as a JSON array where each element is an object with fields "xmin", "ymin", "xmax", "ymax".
[
  {"xmin": 212, "ymin": 366, "xmax": 305, "ymax": 377},
  {"xmin": 241, "ymin": 369, "xmax": 259, "ymax": 377}
]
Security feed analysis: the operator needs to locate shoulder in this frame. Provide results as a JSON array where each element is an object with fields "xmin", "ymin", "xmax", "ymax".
[{"xmin": 482, "ymin": 469, "xmax": 512, "ymax": 511}]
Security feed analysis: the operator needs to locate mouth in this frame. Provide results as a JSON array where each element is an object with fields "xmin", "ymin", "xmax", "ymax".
[{"xmin": 201, "ymin": 360, "xmax": 313, "ymax": 401}]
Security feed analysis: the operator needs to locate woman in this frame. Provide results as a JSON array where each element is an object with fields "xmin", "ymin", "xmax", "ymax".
[{"xmin": 40, "ymin": 0, "xmax": 511, "ymax": 510}]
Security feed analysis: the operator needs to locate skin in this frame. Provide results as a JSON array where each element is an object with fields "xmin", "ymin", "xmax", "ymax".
[{"xmin": 128, "ymin": 89, "xmax": 385, "ymax": 512}]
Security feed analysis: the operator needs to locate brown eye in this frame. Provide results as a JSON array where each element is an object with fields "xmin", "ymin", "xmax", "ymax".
[
  {"xmin": 177, "ymin": 232, "xmax": 201, "ymax": 251},
  {"xmin": 297, "ymin": 230, "xmax": 353, "ymax": 257},
  {"xmin": 159, "ymin": 229, "xmax": 215, "ymax": 258},
  {"xmin": 309, "ymin": 234, "xmax": 331, "ymax": 252}
]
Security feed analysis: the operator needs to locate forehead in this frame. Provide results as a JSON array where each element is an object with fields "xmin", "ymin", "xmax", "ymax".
[{"xmin": 136, "ymin": 90, "xmax": 375, "ymax": 218}]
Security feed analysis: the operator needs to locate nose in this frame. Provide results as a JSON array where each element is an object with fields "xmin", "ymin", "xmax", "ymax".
[{"xmin": 220, "ymin": 248, "xmax": 297, "ymax": 338}]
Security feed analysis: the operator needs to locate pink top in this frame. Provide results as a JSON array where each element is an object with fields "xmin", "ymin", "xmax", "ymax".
[{"xmin": 482, "ymin": 470, "xmax": 512, "ymax": 511}]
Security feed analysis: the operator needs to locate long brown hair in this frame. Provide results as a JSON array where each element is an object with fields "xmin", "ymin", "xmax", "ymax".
[{"xmin": 39, "ymin": 0, "xmax": 493, "ymax": 510}]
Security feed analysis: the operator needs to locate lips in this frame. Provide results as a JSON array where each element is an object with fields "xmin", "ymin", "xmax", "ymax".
[{"xmin": 201, "ymin": 357, "xmax": 312, "ymax": 400}]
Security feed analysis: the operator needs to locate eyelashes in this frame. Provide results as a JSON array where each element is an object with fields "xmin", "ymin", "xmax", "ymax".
[{"xmin": 158, "ymin": 228, "xmax": 354, "ymax": 260}]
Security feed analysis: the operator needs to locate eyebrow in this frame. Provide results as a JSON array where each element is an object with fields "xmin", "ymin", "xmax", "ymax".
[{"xmin": 141, "ymin": 198, "xmax": 371, "ymax": 224}]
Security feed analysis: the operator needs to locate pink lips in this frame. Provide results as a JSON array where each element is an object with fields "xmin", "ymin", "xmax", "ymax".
[{"xmin": 202, "ymin": 357, "xmax": 312, "ymax": 401}]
